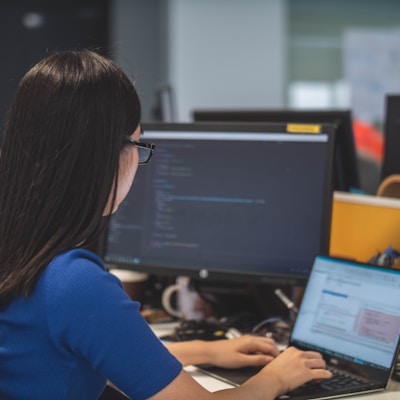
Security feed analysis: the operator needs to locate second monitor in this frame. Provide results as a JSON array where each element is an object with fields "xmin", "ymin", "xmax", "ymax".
[{"xmin": 193, "ymin": 109, "xmax": 360, "ymax": 193}]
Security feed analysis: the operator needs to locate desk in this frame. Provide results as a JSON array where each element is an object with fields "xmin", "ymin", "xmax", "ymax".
[
  {"xmin": 185, "ymin": 365, "xmax": 400, "ymax": 399},
  {"xmin": 151, "ymin": 323, "xmax": 400, "ymax": 400}
]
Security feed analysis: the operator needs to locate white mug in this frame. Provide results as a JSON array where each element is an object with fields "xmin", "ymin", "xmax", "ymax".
[{"xmin": 161, "ymin": 276, "xmax": 204, "ymax": 320}]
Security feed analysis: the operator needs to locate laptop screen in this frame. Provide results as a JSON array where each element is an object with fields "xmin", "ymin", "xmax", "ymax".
[{"xmin": 290, "ymin": 256, "xmax": 400, "ymax": 371}]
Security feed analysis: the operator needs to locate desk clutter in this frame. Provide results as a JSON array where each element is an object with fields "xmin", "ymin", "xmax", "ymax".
[
  {"xmin": 159, "ymin": 315, "xmax": 292, "ymax": 347},
  {"xmin": 160, "ymin": 319, "xmax": 233, "ymax": 342},
  {"xmin": 369, "ymin": 245, "xmax": 400, "ymax": 269}
]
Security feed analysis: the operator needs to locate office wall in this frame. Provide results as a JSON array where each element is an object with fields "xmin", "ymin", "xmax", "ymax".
[
  {"xmin": 110, "ymin": 0, "xmax": 168, "ymax": 122},
  {"xmin": 111, "ymin": 0, "xmax": 287, "ymax": 121},
  {"xmin": 167, "ymin": 0, "xmax": 287, "ymax": 121},
  {"xmin": 287, "ymin": 0, "xmax": 400, "ymax": 112},
  {"xmin": 288, "ymin": 0, "xmax": 400, "ymax": 83}
]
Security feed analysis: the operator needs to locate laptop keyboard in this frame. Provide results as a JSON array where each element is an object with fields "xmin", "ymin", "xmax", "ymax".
[{"xmin": 277, "ymin": 368, "xmax": 371, "ymax": 399}]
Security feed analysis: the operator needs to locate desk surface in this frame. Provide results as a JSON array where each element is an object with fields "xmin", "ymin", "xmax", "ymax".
[
  {"xmin": 152, "ymin": 323, "xmax": 400, "ymax": 400},
  {"xmin": 185, "ymin": 365, "xmax": 400, "ymax": 399}
]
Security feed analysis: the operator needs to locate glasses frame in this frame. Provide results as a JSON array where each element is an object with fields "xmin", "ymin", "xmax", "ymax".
[{"xmin": 124, "ymin": 138, "xmax": 155, "ymax": 165}]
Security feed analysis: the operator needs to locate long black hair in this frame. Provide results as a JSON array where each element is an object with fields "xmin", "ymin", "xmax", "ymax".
[{"xmin": 0, "ymin": 50, "xmax": 141, "ymax": 306}]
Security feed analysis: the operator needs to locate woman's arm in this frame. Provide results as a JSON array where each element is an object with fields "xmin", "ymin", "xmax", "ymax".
[
  {"xmin": 165, "ymin": 335, "xmax": 280, "ymax": 368},
  {"xmin": 150, "ymin": 346, "xmax": 332, "ymax": 400}
]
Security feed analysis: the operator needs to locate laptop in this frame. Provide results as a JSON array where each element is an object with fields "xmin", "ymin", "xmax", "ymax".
[{"xmin": 197, "ymin": 255, "xmax": 400, "ymax": 399}]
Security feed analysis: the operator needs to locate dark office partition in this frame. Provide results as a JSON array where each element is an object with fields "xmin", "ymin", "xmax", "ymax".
[
  {"xmin": 381, "ymin": 95, "xmax": 400, "ymax": 182},
  {"xmin": 0, "ymin": 0, "xmax": 110, "ymax": 142}
]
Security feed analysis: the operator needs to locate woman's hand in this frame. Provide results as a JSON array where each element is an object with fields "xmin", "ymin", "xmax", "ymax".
[
  {"xmin": 243, "ymin": 346, "xmax": 333, "ymax": 397},
  {"xmin": 204, "ymin": 335, "xmax": 280, "ymax": 368},
  {"xmin": 165, "ymin": 335, "xmax": 280, "ymax": 368}
]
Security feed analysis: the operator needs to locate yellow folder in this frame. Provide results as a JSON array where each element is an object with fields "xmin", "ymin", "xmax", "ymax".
[{"xmin": 329, "ymin": 191, "xmax": 400, "ymax": 262}]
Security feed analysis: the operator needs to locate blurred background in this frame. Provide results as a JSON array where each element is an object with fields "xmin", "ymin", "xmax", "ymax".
[{"xmin": 1, "ymin": 0, "xmax": 400, "ymax": 193}]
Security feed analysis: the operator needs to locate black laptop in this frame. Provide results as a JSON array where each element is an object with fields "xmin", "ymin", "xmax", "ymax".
[{"xmin": 198, "ymin": 255, "xmax": 400, "ymax": 399}]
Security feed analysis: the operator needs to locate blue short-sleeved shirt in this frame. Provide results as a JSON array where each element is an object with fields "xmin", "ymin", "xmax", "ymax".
[{"xmin": 0, "ymin": 249, "xmax": 182, "ymax": 399}]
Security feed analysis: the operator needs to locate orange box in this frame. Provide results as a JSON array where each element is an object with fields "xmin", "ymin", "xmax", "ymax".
[{"xmin": 329, "ymin": 191, "xmax": 400, "ymax": 262}]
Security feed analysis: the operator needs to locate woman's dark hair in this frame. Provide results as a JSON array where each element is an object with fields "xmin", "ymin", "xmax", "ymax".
[{"xmin": 0, "ymin": 50, "xmax": 141, "ymax": 306}]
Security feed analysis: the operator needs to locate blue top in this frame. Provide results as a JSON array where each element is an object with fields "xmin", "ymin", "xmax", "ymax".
[{"xmin": 0, "ymin": 249, "xmax": 182, "ymax": 399}]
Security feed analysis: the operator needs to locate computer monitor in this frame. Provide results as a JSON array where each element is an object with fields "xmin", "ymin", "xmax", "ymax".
[
  {"xmin": 193, "ymin": 109, "xmax": 360, "ymax": 193},
  {"xmin": 103, "ymin": 122, "xmax": 335, "ymax": 286},
  {"xmin": 381, "ymin": 95, "xmax": 400, "ymax": 182}
]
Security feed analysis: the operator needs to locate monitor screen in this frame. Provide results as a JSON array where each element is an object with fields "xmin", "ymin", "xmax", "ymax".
[
  {"xmin": 381, "ymin": 95, "xmax": 400, "ymax": 182},
  {"xmin": 103, "ymin": 122, "xmax": 335, "ymax": 285},
  {"xmin": 193, "ymin": 109, "xmax": 360, "ymax": 193}
]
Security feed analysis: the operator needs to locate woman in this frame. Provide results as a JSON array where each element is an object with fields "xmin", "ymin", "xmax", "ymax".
[{"xmin": 0, "ymin": 50, "xmax": 331, "ymax": 399}]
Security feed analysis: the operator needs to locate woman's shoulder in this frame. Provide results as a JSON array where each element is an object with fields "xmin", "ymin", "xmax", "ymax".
[
  {"xmin": 40, "ymin": 248, "xmax": 125, "ymax": 308},
  {"xmin": 46, "ymin": 248, "xmax": 107, "ymax": 282},
  {"xmin": 51, "ymin": 248, "xmax": 105, "ymax": 271}
]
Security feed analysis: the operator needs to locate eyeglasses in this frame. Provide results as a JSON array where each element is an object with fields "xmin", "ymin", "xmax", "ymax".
[{"xmin": 124, "ymin": 138, "xmax": 155, "ymax": 165}]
